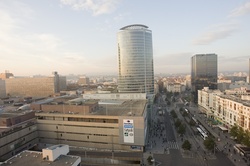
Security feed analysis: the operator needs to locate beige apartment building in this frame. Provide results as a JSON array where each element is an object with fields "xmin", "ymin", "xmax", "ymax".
[
  {"xmin": 198, "ymin": 87, "xmax": 250, "ymax": 131},
  {"xmin": 198, "ymin": 87, "xmax": 222, "ymax": 117},
  {"xmin": 3, "ymin": 72, "xmax": 66, "ymax": 98},
  {"xmin": 166, "ymin": 83, "xmax": 185, "ymax": 93}
]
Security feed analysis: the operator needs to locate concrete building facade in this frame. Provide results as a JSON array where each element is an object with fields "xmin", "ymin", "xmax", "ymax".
[
  {"xmin": 0, "ymin": 110, "xmax": 38, "ymax": 161},
  {"xmin": 0, "ymin": 93, "xmax": 148, "ymax": 162},
  {"xmin": 32, "ymin": 94, "xmax": 148, "ymax": 152},
  {"xmin": 4, "ymin": 72, "xmax": 66, "ymax": 98}
]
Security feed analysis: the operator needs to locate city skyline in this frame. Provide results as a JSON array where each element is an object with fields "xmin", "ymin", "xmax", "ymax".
[{"xmin": 0, "ymin": 0, "xmax": 250, "ymax": 76}]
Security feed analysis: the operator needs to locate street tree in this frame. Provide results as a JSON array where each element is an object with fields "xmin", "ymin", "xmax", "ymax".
[
  {"xmin": 178, "ymin": 124, "xmax": 186, "ymax": 135},
  {"xmin": 147, "ymin": 155, "xmax": 153, "ymax": 165},
  {"xmin": 242, "ymin": 131, "xmax": 250, "ymax": 147},
  {"xmin": 230, "ymin": 125, "xmax": 238, "ymax": 138},
  {"xmin": 237, "ymin": 127, "xmax": 245, "ymax": 143},
  {"xmin": 203, "ymin": 137, "xmax": 216, "ymax": 151},
  {"xmin": 175, "ymin": 119, "xmax": 181, "ymax": 128},
  {"xmin": 189, "ymin": 119, "xmax": 196, "ymax": 126},
  {"xmin": 182, "ymin": 140, "xmax": 191, "ymax": 150},
  {"xmin": 170, "ymin": 110, "xmax": 177, "ymax": 119},
  {"xmin": 182, "ymin": 111, "xmax": 188, "ymax": 117}
]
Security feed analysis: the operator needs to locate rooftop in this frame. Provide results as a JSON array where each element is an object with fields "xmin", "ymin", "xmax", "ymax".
[
  {"xmin": 36, "ymin": 99, "xmax": 147, "ymax": 117},
  {"xmin": 0, "ymin": 109, "xmax": 34, "ymax": 119},
  {"xmin": 96, "ymin": 99, "xmax": 147, "ymax": 116},
  {"xmin": 219, "ymin": 94, "xmax": 250, "ymax": 107},
  {"xmin": 0, "ymin": 151, "xmax": 80, "ymax": 166},
  {"xmin": 120, "ymin": 24, "xmax": 148, "ymax": 30}
]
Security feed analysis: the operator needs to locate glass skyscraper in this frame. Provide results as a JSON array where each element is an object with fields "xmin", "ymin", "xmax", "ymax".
[
  {"xmin": 191, "ymin": 54, "xmax": 218, "ymax": 101},
  {"xmin": 117, "ymin": 24, "xmax": 154, "ymax": 96}
]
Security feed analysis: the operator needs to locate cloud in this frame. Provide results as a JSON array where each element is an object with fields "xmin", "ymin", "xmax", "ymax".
[
  {"xmin": 32, "ymin": 33, "xmax": 62, "ymax": 50},
  {"xmin": 113, "ymin": 12, "xmax": 130, "ymax": 22},
  {"xmin": 60, "ymin": 0, "xmax": 121, "ymax": 16},
  {"xmin": 219, "ymin": 55, "xmax": 249, "ymax": 62},
  {"xmin": 63, "ymin": 53, "xmax": 85, "ymax": 63},
  {"xmin": 155, "ymin": 52, "xmax": 192, "ymax": 66},
  {"xmin": 0, "ymin": 11, "xmax": 15, "ymax": 32},
  {"xmin": 0, "ymin": 4, "xmax": 68, "ymax": 75},
  {"xmin": 192, "ymin": 23, "xmax": 238, "ymax": 45},
  {"xmin": 229, "ymin": 1, "xmax": 250, "ymax": 17},
  {"xmin": 154, "ymin": 52, "xmax": 192, "ymax": 74},
  {"xmin": 218, "ymin": 56, "xmax": 249, "ymax": 72}
]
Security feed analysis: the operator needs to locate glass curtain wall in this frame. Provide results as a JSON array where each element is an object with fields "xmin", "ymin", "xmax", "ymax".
[{"xmin": 117, "ymin": 24, "xmax": 154, "ymax": 95}]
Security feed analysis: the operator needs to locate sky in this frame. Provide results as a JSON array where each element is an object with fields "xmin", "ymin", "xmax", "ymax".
[{"xmin": 0, "ymin": 0, "xmax": 250, "ymax": 76}]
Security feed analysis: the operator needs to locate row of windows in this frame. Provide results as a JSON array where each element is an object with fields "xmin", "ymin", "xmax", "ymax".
[{"xmin": 37, "ymin": 116, "xmax": 118, "ymax": 123}]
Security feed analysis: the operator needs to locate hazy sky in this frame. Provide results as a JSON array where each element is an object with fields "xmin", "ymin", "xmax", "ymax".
[{"xmin": 0, "ymin": 0, "xmax": 250, "ymax": 76}]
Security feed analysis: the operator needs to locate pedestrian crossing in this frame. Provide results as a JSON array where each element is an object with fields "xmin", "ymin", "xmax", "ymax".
[{"xmin": 166, "ymin": 141, "xmax": 179, "ymax": 149}]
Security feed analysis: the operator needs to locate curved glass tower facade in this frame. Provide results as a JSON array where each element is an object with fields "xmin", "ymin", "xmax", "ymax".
[{"xmin": 117, "ymin": 24, "xmax": 154, "ymax": 95}]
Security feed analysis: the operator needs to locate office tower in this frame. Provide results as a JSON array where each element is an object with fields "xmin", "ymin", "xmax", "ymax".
[
  {"xmin": 117, "ymin": 24, "xmax": 154, "ymax": 96},
  {"xmin": 191, "ymin": 54, "xmax": 218, "ymax": 101}
]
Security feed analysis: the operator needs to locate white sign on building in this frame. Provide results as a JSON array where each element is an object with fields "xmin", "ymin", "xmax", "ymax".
[{"xmin": 123, "ymin": 119, "xmax": 134, "ymax": 143}]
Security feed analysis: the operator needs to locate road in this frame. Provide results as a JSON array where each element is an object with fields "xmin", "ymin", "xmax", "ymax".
[{"xmin": 146, "ymin": 93, "xmax": 236, "ymax": 166}]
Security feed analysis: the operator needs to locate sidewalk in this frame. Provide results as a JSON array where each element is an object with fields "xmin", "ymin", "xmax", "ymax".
[{"xmin": 144, "ymin": 103, "xmax": 167, "ymax": 166}]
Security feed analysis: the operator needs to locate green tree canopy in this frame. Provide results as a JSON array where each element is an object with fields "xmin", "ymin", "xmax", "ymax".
[
  {"xmin": 242, "ymin": 130, "xmax": 250, "ymax": 147},
  {"xmin": 170, "ymin": 110, "xmax": 177, "ymax": 119},
  {"xmin": 182, "ymin": 111, "xmax": 188, "ymax": 117},
  {"xmin": 189, "ymin": 119, "xmax": 196, "ymax": 126},
  {"xmin": 182, "ymin": 140, "xmax": 192, "ymax": 150},
  {"xmin": 175, "ymin": 119, "xmax": 181, "ymax": 128},
  {"xmin": 230, "ymin": 125, "xmax": 238, "ymax": 138},
  {"xmin": 178, "ymin": 124, "xmax": 186, "ymax": 135},
  {"xmin": 204, "ymin": 137, "xmax": 216, "ymax": 151},
  {"xmin": 237, "ymin": 127, "xmax": 245, "ymax": 143}
]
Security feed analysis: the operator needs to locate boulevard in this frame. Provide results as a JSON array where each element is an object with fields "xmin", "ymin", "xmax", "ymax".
[{"xmin": 144, "ymin": 92, "xmax": 245, "ymax": 166}]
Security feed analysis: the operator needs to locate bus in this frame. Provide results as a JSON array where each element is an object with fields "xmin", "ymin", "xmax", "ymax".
[
  {"xmin": 197, "ymin": 127, "xmax": 208, "ymax": 140},
  {"xmin": 198, "ymin": 125, "xmax": 208, "ymax": 135}
]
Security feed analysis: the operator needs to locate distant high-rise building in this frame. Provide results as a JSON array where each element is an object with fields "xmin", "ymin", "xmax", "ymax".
[
  {"xmin": 0, "ymin": 70, "xmax": 13, "ymax": 79},
  {"xmin": 0, "ymin": 79, "xmax": 6, "ymax": 98},
  {"xmin": 117, "ymin": 24, "xmax": 154, "ymax": 96},
  {"xmin": 3, "ymin": 71, "xmax": 66, "ymax": 98},
  {"xmin": 77, "ymin": 76, "xmax": 90, "ymax": 85},
  {"xmin": 249, "ymin": 58, "xmax": 250, "ymax": 83},
  {"xmin": 191, "ymin": 54, "xmax": 218, "ymax": 101}
]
